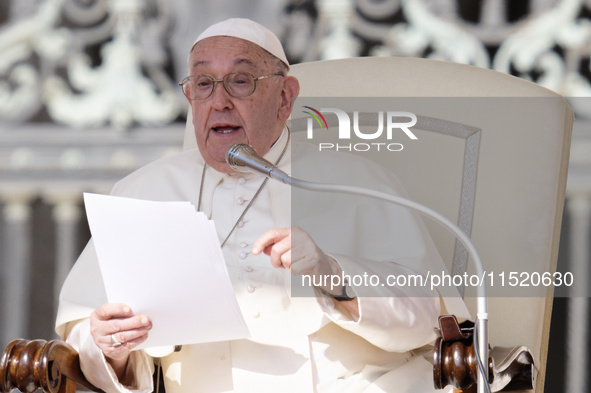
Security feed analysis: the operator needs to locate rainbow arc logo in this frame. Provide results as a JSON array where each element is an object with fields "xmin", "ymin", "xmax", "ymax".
[{"xmin": 302, "ymin": 106, "xmax": 328, "ymax": 130}]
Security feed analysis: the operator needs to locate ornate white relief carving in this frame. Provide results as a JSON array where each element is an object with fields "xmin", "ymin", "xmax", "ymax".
[
  {"xmin": 493, "ymin": 0, "xmax": 582, "ymax": 92},
  {"xmin": 0, "ymin": 0, "xmax": 66, "ymax": 122},
  {"xmin": 332, "ymin": 0, "xmax": 591, "ymax": 99},
  {"xmin": 316, "ymin": 0, "xmax": 362, "ymax": 59},
  {"xmin": 387, "ymin": 0, "xmax": 490, "ymax": 67},
  {"xmin": 0, "ymin": 0, "xmax": 183, "ymax": 128},
  {"xmin": 44, "ymin": 0, "xmax": 181, "ymax": 129},
  {"xmin": 349, "ymin": 0, "xmax": 492, "ymax": 64}
]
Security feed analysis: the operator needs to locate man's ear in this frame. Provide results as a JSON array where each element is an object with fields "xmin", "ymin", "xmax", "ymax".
[{"xmin": 278, "ymin": 76, "xmax": 300, "ymax": 122}]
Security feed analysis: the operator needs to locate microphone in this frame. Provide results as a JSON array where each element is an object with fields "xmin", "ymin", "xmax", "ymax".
[
  {"xmin": 225, "ymin": 144, "xmax": 291, "ymax": 184},
  {"xmin": 225, "ymin": 142, "xmax": 490, "ymax": 393}
]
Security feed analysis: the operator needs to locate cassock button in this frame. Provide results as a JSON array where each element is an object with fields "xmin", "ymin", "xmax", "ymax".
[
  {"xmin": 238, "ymin": 177, "xmax": 246, "ymax": 184},
  {"xmin": 237, "ymin": 221, "xmax": 245, "ymax": 228},
  {"xmin": 252, "ymin": 311, "xmax": 260, "ymax": 318},
  {"xmin": 247, "ymin": 285, "xmax": 255, "ymax": 293},
  {"xmin": 236, "ymin": 197, "xmax": 245, "ymax": 205},
  {"xmin": 239, "ymin": 242, "xmax": 248, "ymax": 248},
  {"xmin": 239, "ymin": 251, "xmax": 247, "ymax": 260}
]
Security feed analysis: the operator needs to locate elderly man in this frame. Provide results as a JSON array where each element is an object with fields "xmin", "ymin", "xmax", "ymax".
[{"xmin": 57, "ymin": 18, "xmax": 454, "ymax": 393}]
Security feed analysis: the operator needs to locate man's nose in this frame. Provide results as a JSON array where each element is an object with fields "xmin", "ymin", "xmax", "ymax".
[{"xmin": 210, "ymin": 81, "xmax": 234, "ymax": 110}]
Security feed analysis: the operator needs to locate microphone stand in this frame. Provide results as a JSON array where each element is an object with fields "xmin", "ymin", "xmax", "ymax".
[{"xmin": 227, "ymin": 144, "xmax": 490, "ymax": 393}]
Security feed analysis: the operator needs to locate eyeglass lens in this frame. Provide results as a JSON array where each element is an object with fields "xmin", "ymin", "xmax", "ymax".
[{"xmin": 186, "ymin": 73, "xmax": 256, "ymax": 99}]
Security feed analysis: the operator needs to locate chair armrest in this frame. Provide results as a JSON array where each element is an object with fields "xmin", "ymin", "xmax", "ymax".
[
  {"xmin": 1, "ymin": 339, "xmax": 103, "ymax": 393},
  {"xmin": 433, "ymin": 315, "xmax": 536, "ymax": 392}
]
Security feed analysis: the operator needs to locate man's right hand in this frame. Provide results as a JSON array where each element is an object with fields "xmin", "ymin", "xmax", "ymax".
[{"xmin": 89, "ymin": 303, "xmax": 152, "ymax": 380}]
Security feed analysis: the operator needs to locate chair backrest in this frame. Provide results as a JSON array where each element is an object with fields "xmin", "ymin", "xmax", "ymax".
[{"xmin": 288, "ymin": 57, "xmax": 573, "ymax": 392}]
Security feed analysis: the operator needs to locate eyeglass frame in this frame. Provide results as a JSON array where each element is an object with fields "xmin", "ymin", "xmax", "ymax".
[{"xmin": 178, "ymin": 72, "xmax": 285, "ymax": 100}]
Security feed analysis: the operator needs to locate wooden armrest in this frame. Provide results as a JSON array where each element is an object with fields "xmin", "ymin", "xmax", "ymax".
[
  {"xmin": 433, "ymin": 315, "xmax": 535, "ymax": 392},
  {"xmin": 1, "ymin": 339, "xmax": 103, "ymax": 393}
]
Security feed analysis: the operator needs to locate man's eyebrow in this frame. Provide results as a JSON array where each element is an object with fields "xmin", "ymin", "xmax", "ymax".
[
  {"xmin": 191, "ymin": 58, "xmax": 258, "ymax": 71},
  {"xmin": 234, "ymin": 58, "xmax": 257, "ymax": 68},
  {"xmin": 191, "ymin": 60, "xmax": 209, "ymax": 70}
]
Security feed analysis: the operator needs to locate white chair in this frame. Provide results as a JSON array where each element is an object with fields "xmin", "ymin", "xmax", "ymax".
[{"xmin": 288, "ymin": 57, "xmax": 573, "ymax": 392}]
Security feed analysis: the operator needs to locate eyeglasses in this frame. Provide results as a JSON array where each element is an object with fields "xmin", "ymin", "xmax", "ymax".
[{"xmin": 179, "ymin": 72, "xmax": 284, "ymax": 100}]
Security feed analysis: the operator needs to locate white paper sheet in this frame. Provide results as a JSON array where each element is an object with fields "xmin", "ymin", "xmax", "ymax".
[{"xmin": 83, "ymin": 192, "xmax": 249, "ymax": 350}]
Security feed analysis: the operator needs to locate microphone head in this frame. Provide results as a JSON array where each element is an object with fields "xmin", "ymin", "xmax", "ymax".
[
  {"xmin": 225, "ymin": 143, "xmax": 292, "ymax": 184},
  {"xmin": 226, "ymin": 144, "xmax": 258, "ymax": 172}
]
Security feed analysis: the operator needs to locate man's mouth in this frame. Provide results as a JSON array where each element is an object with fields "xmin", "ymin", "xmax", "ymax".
[{"xmin": 212, "ymin": 125, "xmax": 240, "ymax": 134}]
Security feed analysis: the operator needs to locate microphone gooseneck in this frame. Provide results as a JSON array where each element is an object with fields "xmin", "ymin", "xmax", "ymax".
[{"xmin": 224, "ymin": 142, "xmax": 490, "ymax": 393}]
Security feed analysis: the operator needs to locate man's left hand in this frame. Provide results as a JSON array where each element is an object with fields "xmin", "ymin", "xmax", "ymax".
[
  {"xmin": 252, "ymin": 226, "xmax": 336, "ymax": 276},
  {"xmin": 252, "ymin": 227, "xmax": 359, "ymax": 315}
]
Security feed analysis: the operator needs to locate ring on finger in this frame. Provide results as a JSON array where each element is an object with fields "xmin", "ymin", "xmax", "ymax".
[{"xmin": 110, "ymin": 333, "xmax": 123, "ymax": 347}]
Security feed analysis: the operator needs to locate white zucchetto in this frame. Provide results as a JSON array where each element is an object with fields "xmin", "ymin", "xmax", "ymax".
[{"xmin": 191, "ymin": 18, "xmax": 289, "ymax": 67}]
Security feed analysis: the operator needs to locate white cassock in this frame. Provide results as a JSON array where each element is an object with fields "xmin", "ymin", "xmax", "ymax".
[{"xmin": 56, "ymin": 129, "xmax": 466, "ymax": 393}]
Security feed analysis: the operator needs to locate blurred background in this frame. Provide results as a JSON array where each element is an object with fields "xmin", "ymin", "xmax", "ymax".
[{"xmin": 0, "ymin": 0, "xmax": 590, "ymax": 391}]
